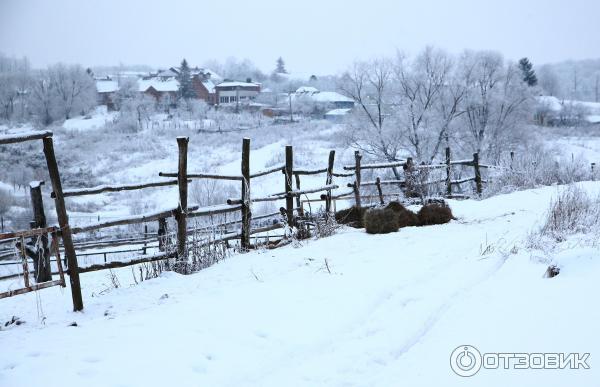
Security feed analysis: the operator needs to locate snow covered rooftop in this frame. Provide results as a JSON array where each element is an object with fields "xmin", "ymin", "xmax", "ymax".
[
  {"xmin": 312, "ymin": 91, "xmax": 353, "ymax": 103},
  {"xmin": 96, "ymin": 80, "xmax": 119, "ymax": 93},
  {"xmin": 202, "ymin": 79, "xmax": 216, "ymax": 94},
  {"xmin": 138, "ymin": 79, "xmax": 179, "ymax": 92},
  {"xmin": 296, "ymin": 86, "xmax": 319, "ymax": 93},
  {"xmin": 325, "ymin": 108, "xmax": 352, "ymax": 116},
  {"xmin": 216, "ymin": 81, "xmax": 260, "ymax": 88}
]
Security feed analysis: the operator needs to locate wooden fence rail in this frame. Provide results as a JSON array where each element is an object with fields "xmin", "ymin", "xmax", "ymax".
[{"xmin": 2, "ymin": 134, "xmax": 507, "ymax": 312}]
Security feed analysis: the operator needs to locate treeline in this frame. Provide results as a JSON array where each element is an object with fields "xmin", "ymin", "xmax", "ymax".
[
  {"xmin": 538, "ymin": 59, "xmax": 600, "ymax": 102},
  {"xmin": 0, "ymin": 53, "xmax": 97, "ymax": 125},
  {"xmin": 340, "ymin": 48, "xmax": 536, "ymax": 164}
]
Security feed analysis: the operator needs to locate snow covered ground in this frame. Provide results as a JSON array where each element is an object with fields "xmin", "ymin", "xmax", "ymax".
[{"xmin": 1, "ymin": 183, "xmax": 599, "ymax": 386}]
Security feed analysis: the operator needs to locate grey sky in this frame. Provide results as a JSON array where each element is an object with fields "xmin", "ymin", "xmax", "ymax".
[{"xmin": 1, "ymin": 0, "xmax": 598, "ymax": 76}]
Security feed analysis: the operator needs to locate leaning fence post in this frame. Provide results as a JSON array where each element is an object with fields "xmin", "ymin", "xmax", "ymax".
[
  {"xmin": 284, "ymin": 145, "xmax": 294, "ymax": 227},
  {"xmin": 375, "ymin": 177, "xmax": 384, "ymax": 205},
  {"xmin": 241, "ymin": 138, "xmax": 251, "ymax": 250},
  {"xmin": 175, "ymin": 137, "xmax": 189, "ymax": 268},
  {"xmin": 473, "ymin": 152, "xmax": 482, "ymax": 195},
  {"xmin": 445, "ymin": 147, "xmax": 452, "ymax": 196},
  {"xmin": 29, "ymin": 180, "xmax": 52, "ymax": 282},
  {"xmin": 325, "ymin": 150, "xmax": 335, "ymax": 214},
  {"xmin": 43, "ymin": 136, "xmax": 83, "ymax": 311},
  {"xmin": 353, "ymin": 151, "xmax": 362, "ymax": 208}
]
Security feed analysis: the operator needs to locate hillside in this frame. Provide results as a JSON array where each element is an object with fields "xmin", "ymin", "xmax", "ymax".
[{"xmin": 1, "ymin": 183, "xmax": 598, "ymax": 387}]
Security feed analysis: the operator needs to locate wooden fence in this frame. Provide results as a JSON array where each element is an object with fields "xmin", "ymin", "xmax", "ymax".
[{"xmin": 1, "ymin": 132, "xmax": 500, "ymax": 311}]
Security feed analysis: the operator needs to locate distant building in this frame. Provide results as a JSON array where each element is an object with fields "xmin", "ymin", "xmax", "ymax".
[
  {"xmin": 293, "ymin": 86, "xmax": 354, "ymax": 109},
  {"xmin": 95, "ymin": 77, "xmax": 119, "ymax": 110},
  {"xmin": 215, "ymin": 81, "xmax": 261, "ymax": 106},
  {"xmin": 324, "ymin": 108, "xmax": 352, "ymax": 122},
  {"xmin": 138, "ymin": 78, "xmax": 179, "ymax": 101}
]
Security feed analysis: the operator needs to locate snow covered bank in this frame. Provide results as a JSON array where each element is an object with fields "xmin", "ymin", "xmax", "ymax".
[{"xmin": 1, "ymin": 184, "xmax": 599, "ymax": 386}]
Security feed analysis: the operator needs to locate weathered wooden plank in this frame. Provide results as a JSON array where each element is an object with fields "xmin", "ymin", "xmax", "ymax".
[
  {"xmin": 0, "ymin": 279, "xmax": 64, "ymax": 300},
  {"xmin": 70, "ymin": 208, "xmax": 175, "ymax": 234},
  {"xmin": 0, "ymin": 130, "xmax": 52, "ymax": 145},
  {"xmin": 250, "ymin": 165, "xmax": 284, "ymax": 178},
  {"xmin": 55, "ymin": 180, "xmax": 182, "ymax": 198},
  {"xmin": 43, "ymin": 136, "xmax": 83, "ymax": 311},
  {"xmin": 77, "ymin": 252, "xmax": 176, "ymax": 274},
  {"xmin": 159, "ymin": 172, "xmax": 243, "ymax": 181}
]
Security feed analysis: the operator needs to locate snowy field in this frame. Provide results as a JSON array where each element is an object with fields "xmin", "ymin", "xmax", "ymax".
[{"xmin": 1, "ymin": 183, "xmax": 599, "ymax": 386}]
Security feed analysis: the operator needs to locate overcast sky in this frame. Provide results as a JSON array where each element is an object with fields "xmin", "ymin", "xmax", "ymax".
[{"xmin": 1, "ymin": 0, "xmax": 599, "ymax": 76}]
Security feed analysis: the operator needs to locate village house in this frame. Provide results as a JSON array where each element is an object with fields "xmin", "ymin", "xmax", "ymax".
[
  {"xmin": 215, "ymin": 81, "xmax": 261, "ymax": 106},
  {"xmin": 95, "ymin": 77, "xmax": 119, "ymax": 110}
]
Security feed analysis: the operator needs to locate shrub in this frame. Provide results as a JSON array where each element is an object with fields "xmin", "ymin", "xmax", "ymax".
[
  {"xmin": 537, "ymin": 185, "xmax": 600, "ymax": 241},
  {"xmin": 335, "ymin": 206, "xmax": 367, "ymax": 228},
  {"xmin": 385, "ymin": 201, "xmax": 419, "ymax": 228},
  {"xmin": 417, "ymin": 202, "xmax": 454, "ymax": 226},
  {"xmin": 364, "ymin": 208, "xmax": 399, "ymax": 234}
]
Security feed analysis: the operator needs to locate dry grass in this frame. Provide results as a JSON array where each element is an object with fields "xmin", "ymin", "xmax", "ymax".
[
  {"xmin": 417, "ymin": 202, "xmax": 454, "ymax": 226},
  {"xmin": 364, "ymin": 208, "xmax": 399, "ymax": 234}
]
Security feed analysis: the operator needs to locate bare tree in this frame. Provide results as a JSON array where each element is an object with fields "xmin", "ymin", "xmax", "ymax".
[
  {"xmin": 457, "ymin": 51, "xmax": 532, "ymax": 161},
  {"xmin": 29, "ymin": 70, "xmax": 56, "ymax": 126},
  {"xmin": 340, "ymin": 59, "xmax": 402, "ymax": 162},
  {"xmin": 48, "ymin": 63, "xmax": 97, "ymax": 120}
]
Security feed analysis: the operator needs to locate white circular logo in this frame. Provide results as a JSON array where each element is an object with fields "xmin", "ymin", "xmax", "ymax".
[{"xmin": 450, "ymin": 345, "xmax": 482, "ymax": 377}]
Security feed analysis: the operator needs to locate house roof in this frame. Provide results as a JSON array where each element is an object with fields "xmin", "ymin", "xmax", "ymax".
[
  {"xmin": 296, "ymin": 86, "xmax": 319, "ymax": 93},
  {"xmin": 138, "ymin": 78, "xmax": 179, "ymax": 92},
  {"xmin": 325, "ymin": 108, "xmax": 352, "ymax": 116},
  {"xmin": 96, "ymin": 80, "xmax": 119, "ymax": 93},
  {"xmin": 311, "ymin": 91, "xmax": 353, "ymax": 103},
  {"xmin": 216, "ymin": 81, "xmax": 260, "ymax": 88},
  {"xmin": 202, "ymin": 79, "xmax": 216, "ymax": 94}
]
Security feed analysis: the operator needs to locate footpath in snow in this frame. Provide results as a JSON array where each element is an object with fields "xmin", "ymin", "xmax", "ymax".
[{"xmin": 1, "ymin": 183, "xmax": 599, "ymax": 387}]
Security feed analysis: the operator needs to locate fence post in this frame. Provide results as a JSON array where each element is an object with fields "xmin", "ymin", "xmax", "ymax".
[
  {"xmin": 143, "ymin": 224, "xmax": 148, "ymax": 255},
  {"xmin": 445, "ymin": 147, "xmax": 452, "ymax": 196},
  {"xmin": 29, "ymin": 180, "xmax": 52, "ymax": 283},
  {"xmin": 43, "ymin": 136, "xmax": 83, "ymax": 312},
  {"xmin": 510, "ymin": 151, "xmax": 515, "ymax": 170},
  {"xmin": 241, "ymin": 138, "xmax": 251, "ymax": 250},
  {"xmin": 404, "ymin": 157, "xmax": 414, "ymax": 197},
  {"xmin": 325, "ymin": 150, "xmax": 336, "ymax": 215},
  {"xmin": 353, "ymin": 150, "xmax": 362, "ymax": 208},
  {"xmin": 473, "ymin": 152, "xmax": 482, "ymax": 195},
  {"xmin": 592, "ymin": 163, "xmax": 596, "ymax": 181},
  {"xmin": 176, "ymin": 137, "xmax": 189, "ymax": 268},
  {"xmin": 375, "ymin": 177, "xmax": 384, "ymax": 205},
  {"xmin": 284, "ymin": 145, "xmax": 294, "ymax": 226},
  {"xmin": 294, "ymin": 174, "xmax": 303, "ymax": 217},
  {"xmin": 157, "ymin": 217, "xmax": 167, "ymax": 252}
]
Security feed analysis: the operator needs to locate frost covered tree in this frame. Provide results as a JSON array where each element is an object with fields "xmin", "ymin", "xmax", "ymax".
[
  {"xmin": 341, "ymin": 48, "xmax": 533, "ymax": 164},
  {"xmin": 29, "ymin": 71, "xmax": 57, "ymax": 126},
  {"xmin": 48, "ymin": 63, "xmax": 97, "ymax": 120},
  {"xmin": 518, "ymin": 57, "xmax": 538, "ymax": 87},
  {"xmin": 275, "ymin": 57, "xmax": 287, "ymax": 74},
  {"xmin": 177, "ymin": 59, "xmax": 196, "ymax": 100},
  {"xmin": 341, "ymin": 48, "xmax": 467, "ymax": 165},
  {"xmin": 457, "ymin": 51, "xmax": 533, "ymax": 161},
  {"xmin": 0, "ymin": 54, "xmax": 32, "ymax": 122}
]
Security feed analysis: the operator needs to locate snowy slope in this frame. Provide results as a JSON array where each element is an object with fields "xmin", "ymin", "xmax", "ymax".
[{"xmin": 1, "ymin": 184, "xmax": 599, "ymax": 386}]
